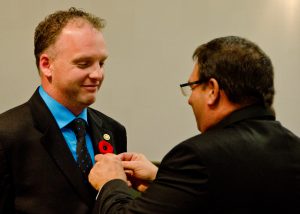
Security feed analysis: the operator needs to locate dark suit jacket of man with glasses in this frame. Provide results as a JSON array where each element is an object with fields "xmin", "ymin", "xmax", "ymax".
[
  {"xmin": 88, "ymin": 36, "xmax": 300, "ymax": 214},
  {"xmin": 0, "ymin": 8, "xmax": 127, "ymax": 214}
]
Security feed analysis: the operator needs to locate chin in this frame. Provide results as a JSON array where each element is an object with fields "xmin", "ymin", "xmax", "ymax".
[
  {"xmin": 197, "ymin": 126, "xmax": 202, "ymax": 133},
  {"xmin": 196, "ymin": 121, "xmax": 203, "ymax": 133},
  {"xmin": 86, "ymin": 99, "xmax": 96, "ymax": 106},
  {"xmin": 80, "ymin": 97, "xmax": 96, "ymax": 107}
]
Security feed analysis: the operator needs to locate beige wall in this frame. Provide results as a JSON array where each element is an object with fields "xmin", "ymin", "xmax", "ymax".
[{"xmin": 1, "ymin": 0, "xmax": 299, "ymax": 161}]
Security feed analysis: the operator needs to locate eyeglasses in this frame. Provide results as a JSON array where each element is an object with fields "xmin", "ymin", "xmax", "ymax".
[{"xmin": 180, "ymin": 80, "xmax": 204, "ymax": 96}]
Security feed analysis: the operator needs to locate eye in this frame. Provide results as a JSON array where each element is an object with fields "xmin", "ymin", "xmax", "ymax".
[
  {"xmin": 77, "ymin": 61, "xmax": 91, "ymax": 69},
  {"xmin": 99, "ymin": 61, "xmax": 105, "ymax": 68}
]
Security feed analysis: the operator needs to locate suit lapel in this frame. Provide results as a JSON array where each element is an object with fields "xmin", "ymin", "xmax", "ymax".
[
  {"xmin": 87, "ymin": 109, "xmax": 116, "ymax": 154},
  {"xmin": 28, "ymin": 89, "xmax": 95, "ymax": 204}
]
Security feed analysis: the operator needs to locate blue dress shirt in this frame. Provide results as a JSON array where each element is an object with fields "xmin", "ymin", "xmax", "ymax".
[{"xmin": 39, "ymin": 86, "xmax": 95, "ymax": 164}]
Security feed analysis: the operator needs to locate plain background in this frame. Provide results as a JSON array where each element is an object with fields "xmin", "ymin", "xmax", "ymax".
[{"xmin": 0, "ymin": 0, "xmax": 299, "ymax": 161}]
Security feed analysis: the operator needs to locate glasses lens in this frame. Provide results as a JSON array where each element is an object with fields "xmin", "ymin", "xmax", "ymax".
[{"xmin": 180, "ymin": 86, "xmax": 191, "ymax": 96}]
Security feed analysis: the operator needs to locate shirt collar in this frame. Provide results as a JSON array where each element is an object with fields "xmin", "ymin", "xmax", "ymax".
[
  {"xmin": 38, "ymin": 86, "xmax": 88, "ymax": 129},
  {"xmin": 208, "ymin": 104, "xmax": 275, "ymax": 132}
]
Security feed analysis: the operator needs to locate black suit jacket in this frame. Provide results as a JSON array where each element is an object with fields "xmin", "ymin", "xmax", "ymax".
[
  {"xmin": 95, "ymin": 105, "xmax": 300, "ymax": 214},
  {"xmin": 0, "ymin": 89, "xmax": 127, "ymax": 214}
]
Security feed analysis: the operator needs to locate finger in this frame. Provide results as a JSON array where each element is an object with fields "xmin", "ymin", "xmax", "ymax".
[
  {"xmin": 117, "ymin": 153, "xmax": 125, "ymax": 160},
  {"xmin": 105, "ymin": 153, "xmax": 117, "ymax": 157},
  {"xmin": 122, "ymin": 161, "xmax": 137, "ymax": 170},
  {"xmin": 94, "ymin": 154, "xmax": 104, "ymax": 162},
  {"xmin": 118, "ymin": 152, "xmax": 132, "ymax": 161},
  {"xmin": 118, "ymin": 152, "xmax": 136, "ymax": 161},
  {"xmin": 124, "ymin": 169, "xmax": 133, "ymax": 176},
  {"xmin": 137, "ymin": 184, "xmax": 149, "ymax": 192},
  {"xmin": 104, "ymin": 153, "xmax": 119, "ymax": 160},
  {"xmin": 127, "ymin": 180, "xmax": 132, "ymax": 187}
]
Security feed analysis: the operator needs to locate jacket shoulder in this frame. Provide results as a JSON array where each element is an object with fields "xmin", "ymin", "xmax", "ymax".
[
  {"xmin": 0, "ymin": 102, "xmax": 31, "ymax": 129},
  {"xmin": 87, "ymin": 107, "xmax": 125, "ymax": 129}
]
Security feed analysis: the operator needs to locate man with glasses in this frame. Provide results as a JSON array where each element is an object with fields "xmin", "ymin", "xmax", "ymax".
[{"xmin": 89, "ymin": 36, "xmax": 300, "ymax": 213}]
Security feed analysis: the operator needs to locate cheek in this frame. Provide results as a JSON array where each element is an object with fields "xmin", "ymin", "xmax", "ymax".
[
  {"xmin": 188, "ymin": 92, "xmax": 197, "ymax": 106},
  {"xmin": 188, "ymin": 92, "xmax": 195, "ymax": 106},
  {"xmin": 189, "ymin": 93, "xmax": 202, "ymax": 116},
  {"xmin": 188, "ymin": 96, "xmax": 192, "ymax": 106}
]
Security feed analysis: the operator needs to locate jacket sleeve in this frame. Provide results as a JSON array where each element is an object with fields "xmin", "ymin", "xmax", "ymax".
[
  {"xmin": 0, "ymin": 142, "xmax": 14, "ymax": 213},
  {"xmin": 95, "ymin": 141, "xmax": 210, "ymax": 214}
]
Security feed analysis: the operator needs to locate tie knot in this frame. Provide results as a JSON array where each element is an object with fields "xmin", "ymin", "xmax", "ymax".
[{"xmin": 70, "ymin": 118, "xmax": 87, "ymax": 138}]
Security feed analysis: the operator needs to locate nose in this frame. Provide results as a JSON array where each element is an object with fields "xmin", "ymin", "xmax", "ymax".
[
  {"xmin": 89, "ymin": 64, "xmax": 104, "ymax": 81},
  {"xmin": 188, "ymin": 95, "xmax": 192, "ymax": 106}
]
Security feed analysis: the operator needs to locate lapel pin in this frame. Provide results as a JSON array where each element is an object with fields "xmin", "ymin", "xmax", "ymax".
[{"xmin": 103, "ymin": 133, "xmax": 110, "ymax": 141}]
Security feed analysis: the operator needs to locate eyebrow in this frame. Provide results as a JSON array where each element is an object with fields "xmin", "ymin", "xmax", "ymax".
[{"xmin": 72, "ymin": 55, "xmax": 108, "ymax": 64}]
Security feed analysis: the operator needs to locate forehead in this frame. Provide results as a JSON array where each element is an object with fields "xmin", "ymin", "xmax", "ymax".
[
  {"xmin": 61, "ymin": 18, "xmax": 99, "ymax": 37},
  {"xmin": 189, "ymin": 63, "xmax": 200, "ymax": 81},
  {"xmin": 52, "ymin": 19, "xmax": 107, "ymax": 56}
]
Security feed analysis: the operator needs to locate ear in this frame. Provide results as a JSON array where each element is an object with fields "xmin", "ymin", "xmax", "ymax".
[
  {"xmin": 39, "ymin": 53, "xmax": 52, "ymax": 78},
  {"xmin": 206, "ymin": 78, "xmax": 221, "ymax": 106}
]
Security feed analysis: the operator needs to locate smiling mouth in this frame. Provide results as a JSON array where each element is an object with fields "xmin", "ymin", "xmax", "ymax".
[
  {"xmin": 84, "ymin": 85, "xmax": 98, "ymax": 87},
  {"xmin": 83, "ymin": 85, "xmax": 99, "ymax": 91}
]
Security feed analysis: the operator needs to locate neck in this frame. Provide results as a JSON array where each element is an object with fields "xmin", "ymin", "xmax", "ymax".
[
  {"xmin": 201, "ymin": 92, "xmax": 243, "ymax": 132},
  {"xmin": 41, "ymin": 84, "xmax": 85, "ymax": 116}
]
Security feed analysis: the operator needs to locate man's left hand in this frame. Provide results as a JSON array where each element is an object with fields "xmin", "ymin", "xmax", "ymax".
[{"xmin": 88, "ymin": 154, "xmax": 127, "ymax": 190}]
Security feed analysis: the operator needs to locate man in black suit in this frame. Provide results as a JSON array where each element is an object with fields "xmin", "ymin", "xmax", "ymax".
[
  {"xmin": 88, "ymin": 36, "xmax": 300, "ymax": 213},
  {"xmin": 0, "ymin": 8, "xmax": 126, "ymax": 213}
]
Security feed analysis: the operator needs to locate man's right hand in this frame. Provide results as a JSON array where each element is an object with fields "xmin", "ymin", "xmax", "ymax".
[{"xmin": 118, "ymin": 152, "xmax": 158, "ymax": 192}]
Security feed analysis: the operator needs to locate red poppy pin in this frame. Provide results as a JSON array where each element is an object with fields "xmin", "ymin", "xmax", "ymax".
[{"xmin": 98, "ymin": 140, "xmax": 114, "ymax": 154}]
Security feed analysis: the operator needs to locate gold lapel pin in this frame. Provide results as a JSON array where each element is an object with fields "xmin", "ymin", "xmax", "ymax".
[{"xmin": 103, "ymin": 133, "xmax": 110, "ymax": 141}]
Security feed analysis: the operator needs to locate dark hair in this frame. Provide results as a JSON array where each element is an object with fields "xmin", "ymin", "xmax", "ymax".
[
  {"xmin": 34, "ymin": 7, "xmax": 105, "ymax": 70},
  {"xmin": 193, "ymin": 36, "xmax": 274, "ymax": 107}
]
